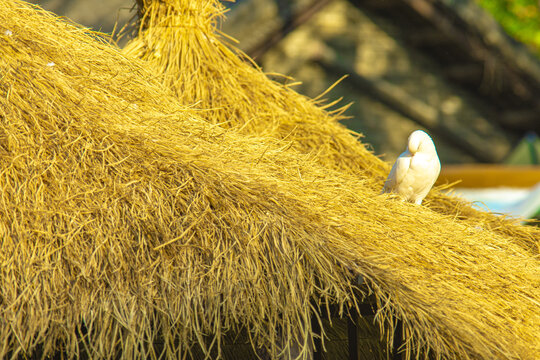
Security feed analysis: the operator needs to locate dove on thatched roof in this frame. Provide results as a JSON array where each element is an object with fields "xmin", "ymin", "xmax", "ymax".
[{"xmin": 383, "ymin": 130, "xmax": 441, "ymax": 205}]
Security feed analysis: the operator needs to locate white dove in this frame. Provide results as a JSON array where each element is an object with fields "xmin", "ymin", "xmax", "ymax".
[{"xmin": 382, "ymin": 130, "xmax": 441, "ymax": 205}]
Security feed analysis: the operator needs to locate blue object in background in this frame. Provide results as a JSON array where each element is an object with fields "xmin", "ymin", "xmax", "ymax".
[{"xmin": 455, "ymin": 183, "xmax": 540, "ymax": 220}]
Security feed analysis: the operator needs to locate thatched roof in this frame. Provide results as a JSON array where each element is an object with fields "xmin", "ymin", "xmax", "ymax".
[{"xmin": 0, "ymin": 0, "xmax": 539, "ymax": 359}]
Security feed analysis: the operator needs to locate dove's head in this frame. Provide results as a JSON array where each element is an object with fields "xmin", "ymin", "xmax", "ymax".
[{"xmin": 407, "ymin": 130, "xmax": 436, "ymax": 154}]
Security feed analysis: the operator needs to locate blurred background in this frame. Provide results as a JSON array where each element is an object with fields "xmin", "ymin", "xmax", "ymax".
[{"xmin": 26, "ymin": 0, "xmax": 540, "ymax": 220}]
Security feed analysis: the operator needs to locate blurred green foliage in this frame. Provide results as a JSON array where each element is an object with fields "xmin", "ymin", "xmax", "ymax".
[{"xmin": 477, "ymin": 0, "xmax": 540, "ymax": 55}]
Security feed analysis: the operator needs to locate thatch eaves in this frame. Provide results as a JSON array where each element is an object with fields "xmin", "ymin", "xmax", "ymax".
[{"xmin": 0, "ymin": 1, "xmax": 539, "ymax": 360}]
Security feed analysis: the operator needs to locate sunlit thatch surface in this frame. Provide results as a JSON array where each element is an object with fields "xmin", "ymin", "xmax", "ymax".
[
  {"xmin": 124, "ymin": 0, "xmax": 368, "ymax": 172},
  {"xmin": 124, "ymin": 0, "xmax": 539, "ymax": 254},
  {"xmin": 0, "ymin": 1, "xmax": 539, "ymax": 359}
]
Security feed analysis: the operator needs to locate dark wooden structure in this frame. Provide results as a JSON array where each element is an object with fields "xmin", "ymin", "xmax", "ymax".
[
  {"xmin": 353, "ymin": 0, "xmax": 540, "ymax": 133},
  {"xmin": 224, "ymin": 0, "xmax": 540, "ymax": 164},
  {"xmin": 231, "ymin": 0, "xmax": 540, "ymax": 134}
]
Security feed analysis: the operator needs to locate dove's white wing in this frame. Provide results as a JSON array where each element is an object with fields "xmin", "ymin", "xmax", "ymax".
[{"xmin": 383, "ymin": 152, "xmax": 411, "ymax": 193}]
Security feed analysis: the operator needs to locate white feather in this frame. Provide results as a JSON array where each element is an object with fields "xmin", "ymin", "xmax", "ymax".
[{"xmin": 382, "ymin": 130, "xmax": 441, "ymax": 205}]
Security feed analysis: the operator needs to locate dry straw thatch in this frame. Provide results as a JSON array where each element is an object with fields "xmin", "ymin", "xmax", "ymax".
[
  {"xmin": 0, "ymin": 0, "xmax": 538, "ymax": 359},
  {"xmin": 124, "ymin": 0, "xmax": 539, "ymax": 254}
]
